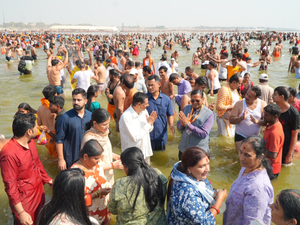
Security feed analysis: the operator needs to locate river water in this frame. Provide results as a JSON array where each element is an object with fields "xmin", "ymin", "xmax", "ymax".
[{"xmin": 0, "ymin": 34, "xmax": 299, "ymax": 224}]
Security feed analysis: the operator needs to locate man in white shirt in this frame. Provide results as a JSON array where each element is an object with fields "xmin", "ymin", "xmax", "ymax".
[
  {"xmin": 156, "ymin": 55, "xmax": 172, "ymax": 77},
  {"xmin": 130, "ymin": 68, "xmax": 147, "ymax": 93},
  {"xmin": 71, "ymin": 62, "xmax": 97, "ymax": 92},
  {"xmin": 119, "ymin": 92, "xmax": 157, "ymax": 164}
]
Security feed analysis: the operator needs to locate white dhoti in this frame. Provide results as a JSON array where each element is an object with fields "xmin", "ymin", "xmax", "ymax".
[{"xmin": 217, "ymin": 113, "xmax": 235, "ymax": 137}]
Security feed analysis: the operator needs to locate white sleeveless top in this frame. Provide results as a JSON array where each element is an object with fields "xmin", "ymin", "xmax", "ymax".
[
  {"xmin": 236, "ymin": 99, "xmax": 262, "ymax": 138},
  {"xmin": 208, "ymin": 69, "xmax": 221, "ymax": 90},
  {"xmin": 118, "ymin": 57, "xmax": 124, "ymax": 71},
  {"xmin": 219, "ymin": 62, "xmax": 229, "ymax": 79}
]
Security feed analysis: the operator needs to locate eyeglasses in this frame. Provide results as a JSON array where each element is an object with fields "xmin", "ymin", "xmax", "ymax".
[{"xmin": 191, "ymin": 100, "xmax": 201, "ymax": 103}]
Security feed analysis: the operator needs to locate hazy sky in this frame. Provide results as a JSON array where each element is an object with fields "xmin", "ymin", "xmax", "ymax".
[{"xmin": 2, "ymin": 0, "xmax": 299, "ymax": 29}]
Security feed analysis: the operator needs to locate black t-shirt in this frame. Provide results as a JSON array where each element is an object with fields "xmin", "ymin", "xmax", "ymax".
[
  {"xmin": 279, "ymin": 105, "xmax": 300, "ymax": 157},
  {"xmin": 20, "ymin": 56, "xmax": 34, "ymax": 61}
]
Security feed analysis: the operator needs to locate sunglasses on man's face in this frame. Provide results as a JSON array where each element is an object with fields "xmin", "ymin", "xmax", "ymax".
[{"xmin": 191, "ymin": 100, "xmax": 201, "ymax": 103}]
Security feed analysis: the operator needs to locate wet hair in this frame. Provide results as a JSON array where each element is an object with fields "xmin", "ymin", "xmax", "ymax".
[
  {"xmin": 120, "ymin": 147, "xmax": 164, "ymax": 212},
  {"xmin": 37, "ymin": 168, "xmax": 93, "ymax": 225},
  {"xmin": 245, "ymin": 57, "xmax": 251, "ymax": 61},
  {"xmin": 195, "ymin": 76, "xmax": 208, "ymax": 87},
  {"xmin": 86, "ymin": 108, "xmax": 111, "ymax": 130},
  {"xmin": 106, "ymin": 58, "xmax": 112, "ymax": 63},
  {"xmin": 132, "ymin": 92, "xmax": 148, "ymax": 106},
  {"xmin": 79, "ymin": 139, "xmax": 104, "ymax": 158},
  {"xmin": 241, "ymin": 136, "xmax": 275, "ymax": 180},
  {"xmin": 109, "ymin": 68, "xmax": 119, "ymax": 78},
  {"xmin": 235, "ymin": 53, "xmax": 242, "ymax": 59},
  {"xmin": 96, "ymin": 56, "xmax": 103, "ymax": 63},
  {"xmin": 191, "ymin": 89, "xmax": 204, "ymax": 98},
  {"xmin": 42, "ymin": 85, "xmax": 57, "ymax": 100},
  {"xmin": 288, "ymin": 87, "xmax": 297, "ymax": 97},
  {"xmin": 143, "ymin": 66, "xmax": 151, "ymax": 74},
  {"xmin": 148, "ymin": 75, "xmax": 160, "ymax": 82},
  {"xmin": 135, "ymin": 61, "xmax": 141, "ymax": 67},
  {"xmin": 274, "ymin": 86, "xmax": 289, "ymax": 101},
  {"xmin": 264, "ymin": 104, "xmax": 281, "ymax": 118},
  {"xmin": 127, "ymin": 60, "xmax": 134, "ymax": 67},
  {"xmin": 122, "ymin": 74, "xmax": 135, "ymax": 89},
  {"xmin": 209, "ymin": 61, "xmax": 217, "ymax": 68},
  {"xmin": 75, "ymin": 59, "xmax": 81, "ymax": 67},
  {"xmin": 278, "ymin": 189, "xmax": 300, "ymax": 223},
  {"xmin": 72, "ymin": 88, "xmax": 87, "ymax": 99},
  {"xmin": 185, "ymin": 66, "xmax": 194, "ymax": 72},
  {"xmin": 18, "ymin": 102, "xmax": 37, "ymax": 114},
  {"xmin": 48, "ymin": 96, "xmax": 65, "ymax": 109},
  {"xmin": 13, "ymin": 112, "xmax": 36, "ymax": 138},
  {"xmin": 244, "ymin": 48, "xmax": 248, "ymax": 53},
  {"xmin": 222, "ymin": 52, "xmax": 229, "ymax": 58},
  {"xmin": 167, "ymin": 147, "xmax": 209, "ymax": 201},
  {"xmin": 86, "ymin": 85, "xmax": 99, "ymax": 111},
  {"xmin": 159, "ymin": 66, "xmax": 167, "ymax": 72},
  {"xmin": 51, "ymin": 59, "xmax": 59, "ymax": 66},
  {"xmin": 169, "ymin": 73, "xmax": 179, "ymax": 82},
  {"xmin": 124, "ymin": 52, "xmax": 129, "ymax": 57},
  {"xmin": 229, "ymin": 73, "xmax": 242, "ymax": 84}
]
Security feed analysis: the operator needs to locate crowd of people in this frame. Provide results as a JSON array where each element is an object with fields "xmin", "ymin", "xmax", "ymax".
[{"xmin": 1, "ymin": 30, "xmax": 300, "ymax": 225}]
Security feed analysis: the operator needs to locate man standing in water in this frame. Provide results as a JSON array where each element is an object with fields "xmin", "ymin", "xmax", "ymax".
[
  {"xmin": 143, "ymin": 50, "xmax": 156, "ymax": 75},
  {"xmin": 146, "ymin": 75, "xmax": 174, "ymax": 151},
  {"xmin": 117, "ymin": 50, "xmax": 126, "ymax": 74},
  {"xmin": 0, "ymin": 113, "xmax": 53, "ymax": 225},
  {"xmin": 37, "ymin": 85, "xmax": 58, "ymax": 158},
  {"xmin": 47, "ymin": 47, "xmax": 68, "ymax": 97},
  {"xmin": 113, "ymin": 76, "xmax": 126, "ymax": 132},
  {"xmin": 55, "ymin": 88, "xmax": 92, "ymax": 170},
  {"xmin": 94, "ymin": 57, "xmax": 107, "ymax": 93}
]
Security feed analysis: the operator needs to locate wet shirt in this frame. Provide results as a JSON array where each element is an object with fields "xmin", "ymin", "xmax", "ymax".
[{"xmin": 55, "ymin": 109, "xmax": 92, "ymax": 168}]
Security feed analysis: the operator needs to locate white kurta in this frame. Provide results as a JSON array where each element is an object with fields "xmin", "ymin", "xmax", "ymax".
[{"xmin": 119, "ymin": 106, "xmax": 153, "ymax": 158}]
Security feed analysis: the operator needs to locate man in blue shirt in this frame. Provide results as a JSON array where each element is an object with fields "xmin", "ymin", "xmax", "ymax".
[
  {"xmin": 146, "ymin": 75, "xmax": 174, "ymax": 150},
  {"xmin": 55, "ymin": 88, "xmax": 92, "ymax": 170}
]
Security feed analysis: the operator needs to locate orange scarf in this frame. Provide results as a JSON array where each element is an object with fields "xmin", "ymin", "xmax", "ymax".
[
  {"xmin": 143, "ymin": 57, "xmax": 153, "ymax": 74},
  {"xmin": 41, "ymin": 98, "xmax": 50, "ymax": 110}
]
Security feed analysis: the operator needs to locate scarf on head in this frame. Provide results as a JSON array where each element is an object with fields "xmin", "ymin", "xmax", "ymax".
[{"xmin": 171, "ymin": 161, "xmax": 215, "ymax": 205}]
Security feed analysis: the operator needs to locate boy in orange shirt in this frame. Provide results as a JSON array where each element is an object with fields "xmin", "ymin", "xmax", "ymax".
[{"xmin": 263, "ymin": 104, "xmax": 285, "ymax": 178}]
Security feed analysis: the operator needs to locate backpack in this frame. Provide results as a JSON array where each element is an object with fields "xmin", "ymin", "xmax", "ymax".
[{"xmin": 18, "ymin": 60, "xmax": 27, "ymax": 73}]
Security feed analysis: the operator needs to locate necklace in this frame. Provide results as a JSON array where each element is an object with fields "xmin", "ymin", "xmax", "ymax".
[{"xmin": 243, "ymin": 164, "xmax": 262, "ymax": 175}]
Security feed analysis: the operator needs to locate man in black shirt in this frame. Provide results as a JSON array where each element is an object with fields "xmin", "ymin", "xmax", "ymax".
[{"xmin": 273, "ymin": 86, "xmax": 300, "ymax": 164}]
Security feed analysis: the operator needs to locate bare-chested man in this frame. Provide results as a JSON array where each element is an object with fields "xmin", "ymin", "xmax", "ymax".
[
  {"xmin": 181, "ymin": 76, "xmax": 214, "ymax": 111},
  {"xmin": 182, "ymin": 66, "xmax": 199, "ymax": 80},
  {"xmin": 192, "ymin": 47, "xmax": 201, "ymax": 65},
  {"xmin": 272, "ymin": 43, "xmax": 281, "ymax": 57},
  {"xmin": 37, "ymin": 85, "xmax": 58, "ymax": 158},
  {"xmin": 94, "ymin": 56, "xmax": 107, "ymax": 93},
  {"xmin": 113, "ymin": 76, "xmax": 126, "ymax": 132},
  {"xmin": 14, "ymin": 43, "xmax": 24, "ymax": 60},
  {"xmin": 31, "ymin": 45, "xmax": 38, "ymax": 60},
  {"xmin": 288, "ymin": 50, "xmax": 299, "ymax": 72},
  {"xmin": 159, "ymin": 66, "xmax": 174, "ymax": 99},
  {"xmin": 186, "ymin": 40, "xmax": 191, "ymax": 50},
  {"xmin": 47, "ymin": 47, "xmax": 68, "ymax": 97},
  {"xmin": 5, "ymin": 43, "xmax": 14, "ymax": 62},
  {"xmin": 143, "ymin": 50, "xmax": 156, "ymax": 74},
  {"xmin": 259, "ymin": 51, "xmax": 271, "ymax": 71},
  {"xmin": 171, "ymin": 50, "xmax": 179, "ymax": 60},
  {"xmin": 293, "ymin": 55, "xmax": 300, "ymax": 78},
  {"xmin": 117, "ymin": 50, "xmax": 126, "ymax": 74}
]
